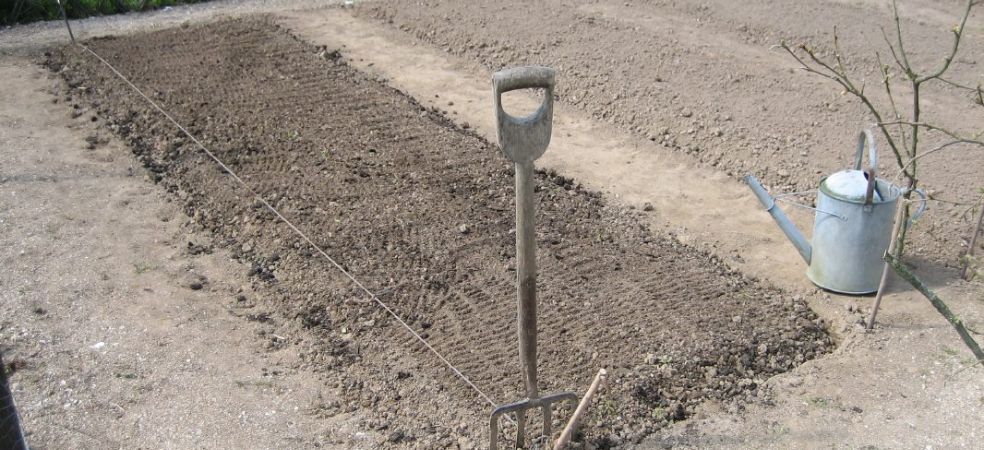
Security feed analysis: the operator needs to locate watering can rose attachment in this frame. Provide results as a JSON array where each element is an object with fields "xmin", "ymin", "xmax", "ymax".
[
  {"xmin": 745, "ymin": 130, "xmax": 926, "ymax": 294},
  {"xmin": 489, "ymin": 66, "xmax": 577, "ymax": 449}
]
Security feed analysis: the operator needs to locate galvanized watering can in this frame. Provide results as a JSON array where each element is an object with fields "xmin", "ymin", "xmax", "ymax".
[{"xmin": 745, "ymin": 130, "xmax": 924, "ymax": 294}]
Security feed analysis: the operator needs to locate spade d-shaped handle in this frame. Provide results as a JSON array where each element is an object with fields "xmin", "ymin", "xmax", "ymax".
[{"xmin": 493, "ymin": 66, "xmax": 555, "ymax": 165}]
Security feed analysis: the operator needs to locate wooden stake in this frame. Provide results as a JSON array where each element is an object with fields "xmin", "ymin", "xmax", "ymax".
[
  {"xmin": 554, "ymin": 368, "xmax": 607, "ymax": 450},
  {"xmin": 867, "ymin": 199, "xmax": 906, "ymax": 330},
  {"xmin": 960, "ymin": 200, "xmax": 984, "ymax": 281},
  {"xmin": 55, "ymin": 0, "xmax": 75, "ymax": 44}
]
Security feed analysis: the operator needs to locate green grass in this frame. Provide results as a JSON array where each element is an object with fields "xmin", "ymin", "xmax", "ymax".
[
  {"xmin": 133, "ymin": 262, "xmax": 156, "ymax": 274},
  {"xmin": 807, "ymin": 397, "xmax": 830, "ymax": 408},
  {"xmin": 649, "ymin": 406, "xmax": 665, "ymax": 420},
  {"xmin": 2, "ymin": 0, "xmax": 211, "ymax": 26}
]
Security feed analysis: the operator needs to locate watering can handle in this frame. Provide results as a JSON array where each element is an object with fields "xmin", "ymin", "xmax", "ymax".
[
  {"xmin": 493, "ymin": 66, "xmax": 556, "ymax": 165},
  {"xmin": 908, "ymin": 188, "xmax": 929, "ymax": 224},
  {"xmin": 854, "ymin": 129, "xmax": 879, "ymax": 206}
]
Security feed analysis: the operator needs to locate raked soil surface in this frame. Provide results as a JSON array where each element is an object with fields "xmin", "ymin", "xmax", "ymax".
[
  {"xmin": 356, "ymin": 0, "xmax": 984, "ymax": 265},
  {"xmin": 46, "ymin": 18, "xmax": 830, "ymax": 447}
]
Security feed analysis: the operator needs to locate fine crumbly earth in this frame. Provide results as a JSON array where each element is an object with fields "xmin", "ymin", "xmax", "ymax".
[
  {"xmin": 355, "ymin": 0, "xmax": 984, "ymax": 264},
  {"xmin": 46, "ymin": 18, "xmax": 830, "ymax": 447}
]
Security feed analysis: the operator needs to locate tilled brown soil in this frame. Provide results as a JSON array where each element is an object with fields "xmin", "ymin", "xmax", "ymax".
[{"xmin": 46, "ymin": 18, "xmax": 830, "ymax": 447}]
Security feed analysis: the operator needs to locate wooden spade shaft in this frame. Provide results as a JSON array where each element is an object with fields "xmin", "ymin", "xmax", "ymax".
[{"xmin": 515, "ymin": 160, "xmax": 539, "ymax": 399}]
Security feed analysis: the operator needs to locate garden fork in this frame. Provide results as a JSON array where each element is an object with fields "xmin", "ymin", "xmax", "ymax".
[{"xmin": 489, "ymin": 66, "xmax": 577, "ymax": 450}]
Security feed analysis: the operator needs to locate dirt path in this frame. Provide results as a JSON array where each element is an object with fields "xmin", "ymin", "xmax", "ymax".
[
  {"xmin": 352, "ymin": 0, "xmax": 984, "ymax": 266},
  {"xmin": 0, "ymin": 56, "xmax": 385, "ymax": 448}
]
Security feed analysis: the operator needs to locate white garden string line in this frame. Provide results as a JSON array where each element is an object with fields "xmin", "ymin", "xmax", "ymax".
[{"xmin": 78, "ymin": 43, "xmax": 513, "ymax": 422}]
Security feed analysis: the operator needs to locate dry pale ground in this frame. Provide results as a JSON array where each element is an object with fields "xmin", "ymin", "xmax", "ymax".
[
  {"xmin": 0, "ymin": 57, "xmax": 385, "ymax": 449},
  {"xmin": 1, "ymin": 1, "xmax": 983, "ymax": 449}
]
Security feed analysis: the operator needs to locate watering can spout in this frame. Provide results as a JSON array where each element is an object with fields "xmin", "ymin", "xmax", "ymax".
[{"xmin": 745, "ymin": 175, "xmax": 813, "ymax": 264}]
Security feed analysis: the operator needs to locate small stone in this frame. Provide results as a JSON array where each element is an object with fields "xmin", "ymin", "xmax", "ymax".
[
  {"xmin": 704, "ymin": 367, "xmax": 718, "ymax": 379},
  {"xmin": 189, "ymin": 281, "xmax": 204, "ymax": 291},
  {"xmin": 681, "ymin": 110, "xmax": 693, "ymax": 118},
  {"xmin": 732, "ymin": 315, "xmax": 742, "ymax": 323},
  {"xmin": 457, "ymin": 437, "xmax": 474, "ymax": 450},
  {"xmin": 643, "ymin": 202, "xmax": 654, "ymax": 212},
  {"xmin": 387, "ymin": 430, "xmax": 406, "ymax": 443},
  {"xmin": 461, "ymin": 121, "xmax": 471, "ymax": 129},
  {"xmin": 457, "ymin": 224, "xmax": 470, "ymax": 234}
]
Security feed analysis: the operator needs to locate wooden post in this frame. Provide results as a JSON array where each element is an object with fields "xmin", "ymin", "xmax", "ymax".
[
  {"xmin": 55, "ymin": 0, "xmax": 75, "ymax": 44},
  {"xmin": 867, "ymin": 200, "xmax": 906, "ymax": 330},
  {"xmin": 960, "ymin": 201, "xmax": 983, "ymax": 281},
  {"xmin": 555, "ymin": 369, "xmax": 608, "ymax": 450}
]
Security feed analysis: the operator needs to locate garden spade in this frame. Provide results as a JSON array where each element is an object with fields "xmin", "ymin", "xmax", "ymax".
[{"xmin": 489, "ymin": 66, "xmax": 576, "ymax": 450}]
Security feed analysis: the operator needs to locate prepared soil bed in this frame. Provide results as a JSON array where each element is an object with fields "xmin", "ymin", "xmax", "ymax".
[{"xmin": 46, "ymin": 18, "xmax": 831, "ymax": 447}]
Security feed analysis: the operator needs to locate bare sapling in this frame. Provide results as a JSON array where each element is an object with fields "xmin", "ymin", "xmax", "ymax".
[{"xmin": 780, "ymin": 0, "xmax": 984, "ymax": 355}]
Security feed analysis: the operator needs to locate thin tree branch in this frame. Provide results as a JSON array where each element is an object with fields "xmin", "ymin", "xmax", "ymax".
[
  {"xmin": 832, "ymin": 28, "xmax": 849, "ymax": 77},
  {"xmin": 936, "ymin": 78, "xmax": 984, "ymax": 106},
  {"xmin": 891, "ymin": 0, "xmax": 915, "ymax": 77},
  {"xmin": 896, "ymin": 139, "xmax": 984, "ymax": 177},
  {"xmin": 918, "ymin": 0, "xmax": 976, "ymax": 83},
  {"xmin": 879, "ymin": 27, "xmax": 908, "ymax": 72},
  {"xmin": 937, "ymin": 76, "xmax": 980, "ymax": 92},
  {"xmin": 877, "ymin": 52, "xmax": 909, "ymax": 151},
  {"xmin": 780, "ymin": 42, "xmax": 842, "ymax": 83},
  {"xmin": 886, "ymin": 253, "xmax": 984, "ymax": 366},
  {"xmin": 780, "ymin": 42, "xmax": 908, "ymax": 171},
  {"xmin": 878, "ymin": 120, "xmax": 984, "ymax": 144}
]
